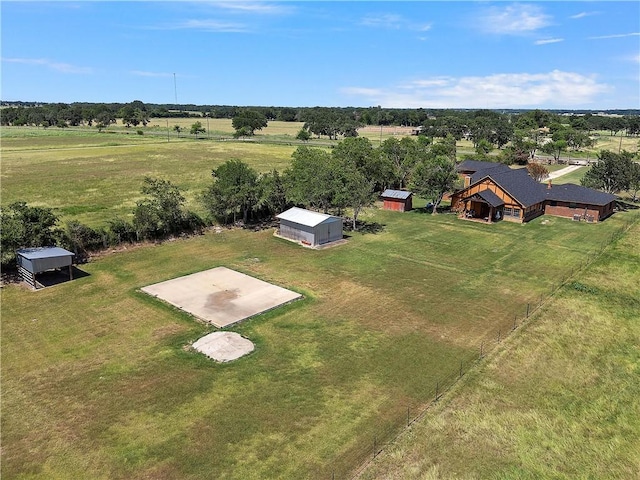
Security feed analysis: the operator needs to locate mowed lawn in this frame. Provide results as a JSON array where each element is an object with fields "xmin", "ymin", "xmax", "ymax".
[
  {"xmin": 361, "ymin": 218, "xmax": 640, "ymax": 480},
  {"xmin": 2, "ymin": 205, "xmax": 636, "ymax": 479}
]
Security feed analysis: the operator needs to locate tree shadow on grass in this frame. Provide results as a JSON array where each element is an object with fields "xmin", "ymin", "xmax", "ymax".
[
  {"xmin": 344, "ymin": 220, "xmax": 385, "ymax": 234},
  {"xmin": 412, "ymin": 205, "xmax": 453, "ymax": 215},
  {"xmin": 616, "ymin": 200, "xmax": 639, "ymax": 211}
]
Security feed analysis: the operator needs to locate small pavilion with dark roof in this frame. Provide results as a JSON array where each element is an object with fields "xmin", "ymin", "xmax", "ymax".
[{"xmin": 16, "ymin": 247, "xmax": 75, "ymax": 289}]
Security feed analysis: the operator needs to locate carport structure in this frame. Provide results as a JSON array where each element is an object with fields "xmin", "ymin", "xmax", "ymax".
[{"xmin": 16, "ymin": 247, "xmax": 74, "ymax": 289}]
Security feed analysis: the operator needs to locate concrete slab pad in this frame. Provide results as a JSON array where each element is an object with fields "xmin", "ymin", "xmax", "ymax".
[
  {"xmin": 141, "ymin": 267, "xmax": 302, "ymax": 328},
  {"xmin": 193, "ymin": 331, "xmax": 254, "ymax": 362}
]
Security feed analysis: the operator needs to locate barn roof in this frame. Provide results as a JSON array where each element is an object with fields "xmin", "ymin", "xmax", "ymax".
[
  {"xmin": 381, "ymin": 189, "xmax": 412, "ymax": 200},
  {"xmin": 276, "ymin": 207, "xmax": 341, "ymax": 227},
  {"xmin": 17, "ymin": 246, "xmax": 74, "ymax": 260}
]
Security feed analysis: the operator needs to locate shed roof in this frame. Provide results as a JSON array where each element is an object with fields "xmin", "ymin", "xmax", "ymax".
[
  {"xmin": 381, "ymin": 189, "xmax": 412, "ymax": 200},
  {"xmin": 17, "ymin": 246, "xmax": 74, "ymax": 260},
  {"xmin": 276, "ymin": 207, "xmax": 340, "ymax": 227}
]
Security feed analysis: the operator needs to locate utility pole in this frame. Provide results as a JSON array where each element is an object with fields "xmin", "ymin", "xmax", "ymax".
[{"xmin": 173, "ymin": 73, "xmax": 178, "ymax": 107}]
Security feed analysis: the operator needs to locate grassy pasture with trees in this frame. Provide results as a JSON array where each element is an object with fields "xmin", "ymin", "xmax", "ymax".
[
  {"xmin": 2, "ymin": 124, "xmax": 640, "ymax": 478},
  {"xmin": 1, "ymin": 129, "xmax": 298, "ymax": 227},
  {"xmin": 3, "ymin": 200, "xmax": 638, "ymax": 479}
]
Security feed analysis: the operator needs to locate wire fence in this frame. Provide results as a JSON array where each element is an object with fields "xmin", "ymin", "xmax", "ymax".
[{"xmin": 322, "ymin": 213, "xmax": 639, "ymax": 480}]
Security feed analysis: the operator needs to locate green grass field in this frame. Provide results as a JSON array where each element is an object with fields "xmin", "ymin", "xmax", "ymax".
[
  {"xmin": 1, "ymin": 128, "xmax": 298, "ymax": 226},
  {"xmin": 361, "ymin": 219, "xmax": 640, "ymax": 480},
  {"xmin": 2, "ymin": 127, "xmax": 638, "ymax": 479},
  {"xmin": 3, "ymin": 202, "xmax": 637, "ymax": 479}
]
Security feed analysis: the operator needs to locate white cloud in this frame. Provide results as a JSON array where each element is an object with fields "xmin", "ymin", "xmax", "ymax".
[
  {"xmin": 170, "ymin": 19, "xmax": 248, "ymax": 32},
  {"xmin": 208, "ymin": 2, "xmax": 294, "ymax": 15},
  {"xmin": 360, "ymin": 13, "xmax": 432, "ymax": 32},
  {"xmin": 570, "ymin": 11, "xmax": 600, "ymax": 20},
  {"xmin": 360, "ymin": 13, "xmax": 404, "ymax": 29},
  {"xmin": 535, "ymin": 38, "xmax": 564, "ymax": 45},
  {"xmin": 130, "ymin": 70, "xmax": 174, "ymax": 78},
  {"xmin": 589, "ymin": 32, "xmax": 640, "ymax": 40},
  {"xmin": 2, "ymin": 57, "xmax": 92, "ymax": 74},
  {"xmin": 341, "ymin": 71, "xmax": 611, "ymax": 108},
  {"xmin": 477, "ymin": 4, "xmax": 552, "ymax": 35}
]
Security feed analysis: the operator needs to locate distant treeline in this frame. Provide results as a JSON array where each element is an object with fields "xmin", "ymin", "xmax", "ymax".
[{"xmin": 1, "ymin": 100, "xmax": 639, "ymax": 134}]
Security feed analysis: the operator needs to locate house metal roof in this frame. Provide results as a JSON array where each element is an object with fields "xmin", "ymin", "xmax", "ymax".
[
  {"xmin": 381, "ymin": 189, "xmax": 412, "ymax": 200},
  {"xmin": 17, "ymin": 246, "xmax": 74, "ymax": 260},
  {"xmin": 545, "ymin": 184, "xmax": 617, "ymax": 205},
  {"xmin": 276, "ymin": 207, "xmax": 341, "ymax": 227}
]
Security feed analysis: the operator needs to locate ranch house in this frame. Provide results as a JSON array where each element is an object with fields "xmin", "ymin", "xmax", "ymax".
[
  {"xmin": 380, "ymin": 189, "xmax": 413, "ymax": 212},
  {"xmin": 450, "ymin": 160, "xmax": 617, "ymax": 223}
]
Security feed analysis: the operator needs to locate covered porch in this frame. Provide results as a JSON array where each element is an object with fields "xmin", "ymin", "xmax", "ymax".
[{"xmin": 459, "ymin": 190, "xmax": 505, "ymax": 223}]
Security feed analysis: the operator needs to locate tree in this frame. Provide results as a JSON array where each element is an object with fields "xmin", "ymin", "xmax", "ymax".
[
  {"xmin": 232, "ymin": 109, "xmax": 268, "ymax": 137},
  {"xmin": 133, "ymin": 177, "xmax": 188, "ymax": 239},
  {"xmin": 541, "ymin": 139, "xmax": 568, "ymax": 164},
  {"xmin": 526, "ymin": 163, "xmax": 550, "ymax": 182},
  {"xmin": 409, "ymin": 156, "xmax": 460, "ymax": 214},
  {"xmin": 332, "ymin": 137, "xmax": 390, "ymax": 191},
  {"xmin": 628, "ymin": 162, "xmax": 640, "ymax": 202},
  {"xmin": 63, "ymin": 220, "xmax": 106, "ymax": 259},
  {"xmin": 257, "ymin": 170, "xmax": 290, "ymax": 215},
  {"xmin": 380, "ymin": 137, "xmax": 417, "ymax": 189},
  {"xmin": 581, "ymin": 150, "xmax": 635, "ymax": 194},
  {"xmin": 202, "ymin": 159, "xmax": 259, "ymax": 224},
  {"xmin": 284, "ymin": 147, "xmax": 336, "ymax": 213},
  {"xmin": 336, "ymin": 162, "xmax": 376, "ymax": 230},
  {"xmin": 0, "ymin": 202, "xmax": 61, "ymax": 265},
  {"xmin": 190, "ymin": 121, "xmax": 206, "ymax": 137},
  {"xmin": 296, "ymin": 128, "xmax": 311, "ymax": 141},
  {"xmin": 475, "ymin": 139, "xmax": 494, "ymax": 156},
  {"xmin": 173, "ymin": 125, "xmax": 182, "ymax": 137}
]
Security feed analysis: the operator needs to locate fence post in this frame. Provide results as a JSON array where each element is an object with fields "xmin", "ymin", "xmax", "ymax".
[
  {"xmin": 460, "ymin": 360, "xmax": 464, "ymax": 378},
  {"xmin": 526, "ymin": 303, "xmax": 530, "ymax": 318},
  {"xmin": 513, "ymin": 315, "xmax": 517, "ymax": 330}
]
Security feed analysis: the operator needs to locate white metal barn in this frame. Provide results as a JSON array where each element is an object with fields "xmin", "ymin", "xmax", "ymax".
[{"xmin": 276, "ymin": 207, "xmax": 343, "ymax": 247}]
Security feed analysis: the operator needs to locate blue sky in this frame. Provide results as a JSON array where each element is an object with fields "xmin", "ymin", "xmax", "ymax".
[{"xmin": 2, "ymin": 1, "xmax": 639, "ymax": 109}]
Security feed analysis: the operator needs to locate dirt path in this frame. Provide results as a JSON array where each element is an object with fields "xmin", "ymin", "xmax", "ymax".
[{"xmin": 546, "ymin": 165, "xmax": 583, "ymax": 180}]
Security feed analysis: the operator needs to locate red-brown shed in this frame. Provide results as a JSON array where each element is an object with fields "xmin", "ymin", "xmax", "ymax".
[{"xmin": 381, "ymin": 189, "xmax": 413, "ymax": 212}]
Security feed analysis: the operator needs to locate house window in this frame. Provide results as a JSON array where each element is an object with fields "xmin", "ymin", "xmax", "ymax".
[
  {"xmin": 504, "ymin": 207, "xmax": 513, "ymax": 216},
  {"xmin": 513, "ymin": 208, "xmax": 521, "ymax": 217},
  {"xmin": 569, "ymin": 202, "xmax": 577, "ymax": 209}
]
